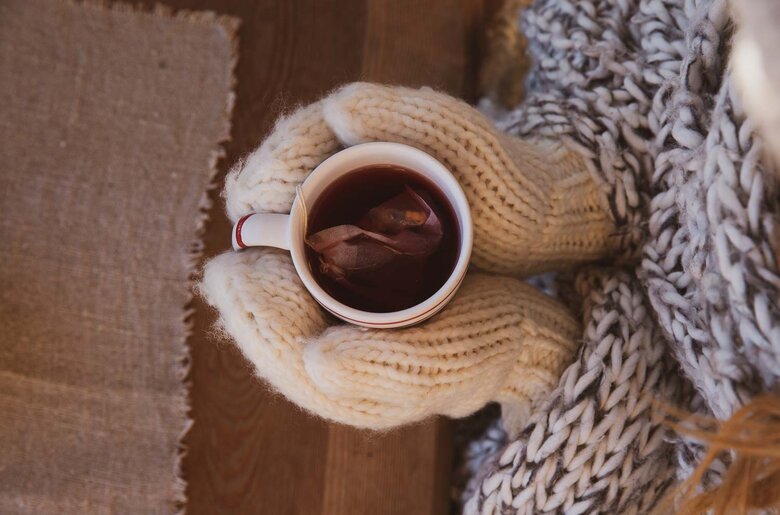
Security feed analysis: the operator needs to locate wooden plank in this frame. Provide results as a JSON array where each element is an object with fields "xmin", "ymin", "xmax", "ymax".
[
  {"xmin": 177, "ymin": 2, "xmax": 365, "ymax": 512},
  {"xmin": 132, "ymin": 0, "xmax": 485, "ymax": 512},
  {"xmin": 360, "ymin": 0, "xmax": 472, "ymax": 94},
  {"xmin": 322, "ymin": 2, "xmax": 484, "ymax": 513},
  {"xmin": 322, "ymin": 422, "xmax": 454, "ymax": 515}
]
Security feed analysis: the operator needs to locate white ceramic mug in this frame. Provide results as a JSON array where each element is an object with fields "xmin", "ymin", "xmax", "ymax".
[{"xmin": 231, "ymin": 142, "xmax": 473, "ymax": 328}]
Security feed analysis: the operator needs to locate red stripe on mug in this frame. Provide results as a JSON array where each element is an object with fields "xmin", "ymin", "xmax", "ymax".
[{"xmin": 235, "ymin": 213, "xmax": 252, "ymax": 249}]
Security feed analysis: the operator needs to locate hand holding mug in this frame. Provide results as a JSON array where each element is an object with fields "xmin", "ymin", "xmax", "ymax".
[{"xmin": 201, "ymin": 83, "xmax": 620, "ymax": 432}]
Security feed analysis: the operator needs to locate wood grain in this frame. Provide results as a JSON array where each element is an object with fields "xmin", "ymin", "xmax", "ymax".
[
  {"xmin": 323, "ymin": 422, "xmax": 454, "ymax": 515},
  {"xmin": 132, "ymin": 0, "xmax": 486, "ymax": 512}
]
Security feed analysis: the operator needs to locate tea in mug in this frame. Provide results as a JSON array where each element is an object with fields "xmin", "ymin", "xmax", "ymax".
[{"xmin": 305, "ymin": 165, "xmax": 459, "ymax": 313}]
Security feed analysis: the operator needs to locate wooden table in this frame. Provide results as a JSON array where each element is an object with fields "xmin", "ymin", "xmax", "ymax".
[{"xmin": 137, "ymin": 1, "xmax": 488, "ymax": 512}]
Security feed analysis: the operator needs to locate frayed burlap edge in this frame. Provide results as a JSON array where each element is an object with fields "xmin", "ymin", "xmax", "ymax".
[{"xmin": 70, "ymin": 1, "xmax": 240, "ymax": 512}]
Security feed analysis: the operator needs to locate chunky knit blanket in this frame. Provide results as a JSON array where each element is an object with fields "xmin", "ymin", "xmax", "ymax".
[{"xmin": 465, "ymin": 0, "xmax": 780, "ymax": 512}]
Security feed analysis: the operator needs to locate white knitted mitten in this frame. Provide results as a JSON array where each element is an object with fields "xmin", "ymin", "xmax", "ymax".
[{"xmin": 202, "ymin": 83, "xmax": 620, "ymax": 431}]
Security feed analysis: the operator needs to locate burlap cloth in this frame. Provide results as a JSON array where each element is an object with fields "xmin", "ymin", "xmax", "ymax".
[{"xmin": 0, "ymin": 1, "xmax": 236, "ymax": 512}]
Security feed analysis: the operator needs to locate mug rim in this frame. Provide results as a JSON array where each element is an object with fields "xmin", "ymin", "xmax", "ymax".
[{"xmin": 289, "ymin": 142, "xmax": 473, "ymax": 328}]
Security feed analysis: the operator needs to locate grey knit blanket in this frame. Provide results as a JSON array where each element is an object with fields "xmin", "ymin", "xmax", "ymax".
[{"xmin": 466, "ymin": 0, "xmax": 780, "ymax": 512}]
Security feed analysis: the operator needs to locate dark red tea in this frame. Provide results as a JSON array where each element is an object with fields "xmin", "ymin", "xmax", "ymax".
[{"xmin": 305, "ymin": 165, "xmax": 460, "ymax": 313}]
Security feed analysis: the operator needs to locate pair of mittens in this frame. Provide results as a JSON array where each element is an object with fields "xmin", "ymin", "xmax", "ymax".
[{"xmin": 201, "ymin": 83, "xmax": 620, "ymax": 433}]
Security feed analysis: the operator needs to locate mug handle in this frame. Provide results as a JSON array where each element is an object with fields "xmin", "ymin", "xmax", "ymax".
[{"xmin": 232, "ymin": 213, "xmax": 291, "ymax": 251}]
